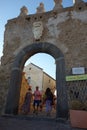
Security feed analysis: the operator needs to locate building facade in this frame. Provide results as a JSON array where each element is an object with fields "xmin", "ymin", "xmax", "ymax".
[
  {"xmin": 0, "ymin": 0, "xmax": 87, "ymax": 118},
  {"xmin": 24, "ymin": 63, "xmax": 56, "ymax": 93}
]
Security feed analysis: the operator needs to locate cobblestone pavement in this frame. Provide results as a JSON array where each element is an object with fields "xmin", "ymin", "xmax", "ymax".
[{"xmin": 0, "ymin": 115, "xmax": 86, "ymax": 130}]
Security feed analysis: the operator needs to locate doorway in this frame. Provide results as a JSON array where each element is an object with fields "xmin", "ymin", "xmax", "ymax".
[{"xmin": 5, "ymin": 42, "xmax": 68, "ymax": 119}]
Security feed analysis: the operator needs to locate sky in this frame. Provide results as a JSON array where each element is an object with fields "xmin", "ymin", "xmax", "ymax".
[{"xmin": 0, "ymin": 0, "xmax": 87, "ymax": 78}]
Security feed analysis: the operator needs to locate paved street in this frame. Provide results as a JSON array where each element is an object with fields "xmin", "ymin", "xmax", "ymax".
[{"xmin": 0, "ymin": 115, "xmax": 86, "ymax": 130}]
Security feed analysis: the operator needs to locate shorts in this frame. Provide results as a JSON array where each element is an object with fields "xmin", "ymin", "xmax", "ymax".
[{"xmin": 33, "ymin": 100, "xmax": 40, "ymax": 107}]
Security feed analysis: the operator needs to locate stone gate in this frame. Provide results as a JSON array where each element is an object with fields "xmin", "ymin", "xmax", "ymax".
[{"xmin": 0, "ymin": 0, "xmax": 87, "ymax": 119}]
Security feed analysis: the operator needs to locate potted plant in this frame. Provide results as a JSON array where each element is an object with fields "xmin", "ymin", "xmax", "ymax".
[{"xmin": 69, "ymin": 100, "xmax": 87, "ymax": 129}]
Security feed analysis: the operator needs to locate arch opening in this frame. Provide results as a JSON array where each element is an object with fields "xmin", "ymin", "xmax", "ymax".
[
  {"xmin": 5, "ymin": 42, "xmax": 69, "ymax": 119},
  {"xmin": 18, "ymin": 53, "xmax": 56, "ymax": 117}
]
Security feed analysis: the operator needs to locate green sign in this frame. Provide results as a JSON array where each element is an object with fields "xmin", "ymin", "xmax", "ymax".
[{"xmin": 66, "ymin": 74, "xmax": 87, "ymax": 81}]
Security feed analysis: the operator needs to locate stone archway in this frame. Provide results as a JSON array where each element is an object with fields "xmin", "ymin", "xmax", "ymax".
[{"xmin": 5, "ymin": 42, "xmax": 69, "ymax": 119}]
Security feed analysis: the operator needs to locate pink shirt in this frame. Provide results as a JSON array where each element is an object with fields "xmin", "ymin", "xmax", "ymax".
[{"xmin": 34, "ymin": 90, "xmax": 41, "ymax": 100}]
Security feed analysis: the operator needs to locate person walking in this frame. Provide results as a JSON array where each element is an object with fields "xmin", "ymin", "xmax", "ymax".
[
  {"xmin": 44, "ymin": 87, "xmax": 54, "ymax": 116},
  {"xmin": 22, "ymin": 88, "xmax": 32, "ymax": 114},
  {"xmin": 33, "ymin": 86, "xmax": 42, "ymax": 114}
]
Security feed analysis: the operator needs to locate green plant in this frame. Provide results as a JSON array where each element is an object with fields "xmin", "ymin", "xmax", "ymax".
[
  {"xmin": 69, "ymin": 100, "xmax": 85, "ymax": 110},
  {"xmin": 83, "ymin": 101, "xmax": 87, "ymax": 111}
]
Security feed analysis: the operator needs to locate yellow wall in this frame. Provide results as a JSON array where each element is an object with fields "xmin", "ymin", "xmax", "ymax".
[{"xmin": 18, "ymin": 72, "xmax": 29, "ymax": 114}]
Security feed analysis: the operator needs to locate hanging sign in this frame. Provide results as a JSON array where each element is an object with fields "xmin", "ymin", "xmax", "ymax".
[{"xmin": 66, "ymin": 74, "xmax": 87, "ymax": 81}]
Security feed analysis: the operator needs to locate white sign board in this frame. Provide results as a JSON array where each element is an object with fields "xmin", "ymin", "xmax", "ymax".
[{"xmin": 72, "ymin": 67, "xmax": 85, "ymax": 74}]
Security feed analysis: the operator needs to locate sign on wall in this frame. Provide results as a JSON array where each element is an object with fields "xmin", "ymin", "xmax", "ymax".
[
  {"xmin": 66, "ymin": 74, "xmax": 87, "ymax": 81},
  {"xmin": 72, "ymin": 67, "xmax": 85, "ymax": 74}
]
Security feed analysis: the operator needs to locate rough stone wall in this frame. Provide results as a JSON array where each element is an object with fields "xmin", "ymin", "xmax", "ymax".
[{"xmin": 0, "ymin": 1, "xmax": 87, "ymax": 114}]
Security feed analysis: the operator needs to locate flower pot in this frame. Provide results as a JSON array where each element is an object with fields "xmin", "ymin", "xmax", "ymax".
[{"xmin": 70, "ymin": 110, "xmax": 87, "ymax": 129}]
